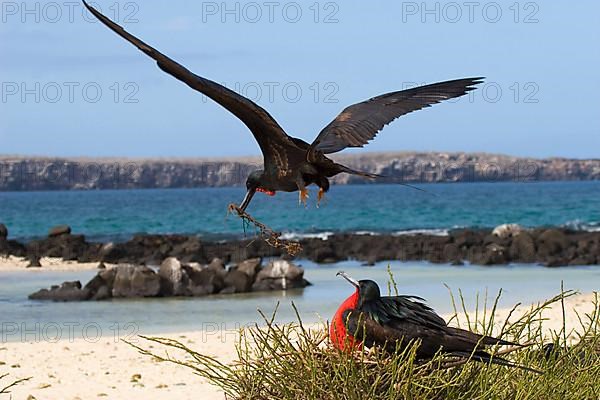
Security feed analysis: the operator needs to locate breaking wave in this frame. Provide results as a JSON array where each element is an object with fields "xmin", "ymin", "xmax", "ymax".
[{"xmin": 562, "ymin": 220, "xmax": 600, "ymax": 232}]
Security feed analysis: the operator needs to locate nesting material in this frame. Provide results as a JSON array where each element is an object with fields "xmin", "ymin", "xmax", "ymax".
[{"xmin": 228, "ymin": 204, "xmax": 303, "ymax": 256}]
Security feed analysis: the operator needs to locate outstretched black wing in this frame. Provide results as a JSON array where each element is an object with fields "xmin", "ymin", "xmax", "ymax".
[
  {"xmin": 310, "ymin": 78, "xmax": 484, "ymax": 155},
  {"xmin": 83, "ymin": 1, "xmax": 299, "ymax": 177}
]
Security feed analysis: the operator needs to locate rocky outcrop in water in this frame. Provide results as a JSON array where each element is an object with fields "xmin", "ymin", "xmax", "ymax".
[
  {"xmin": 28, "ymin": 258, "xmax": 310, "ymax": 301},
  {"xmin": 29, "ymin": 281, "xmax": 91, "ymax": 301},
  {"xmin": 1, "ymin": 152, "xmax": 599, "ymax": 191}
]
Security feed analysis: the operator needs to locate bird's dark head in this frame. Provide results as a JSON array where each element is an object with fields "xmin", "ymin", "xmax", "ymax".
[
  {"xmin": 245, "ymin": 170, "xmax": 263, "ymax": 191},
  {"xmin": 239, "ymin": 170, "xmax": 274, "ymax": 211},
  {"xmin": 357, "ymin": 280, "xmax": 381, "ymax": 302},
  {"xmin": 337, "ymin": 271, "xmax": 381, "ymax": 304}
]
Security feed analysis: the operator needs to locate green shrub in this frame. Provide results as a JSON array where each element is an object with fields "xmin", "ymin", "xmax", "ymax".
[{"xmin": 130, "ymin": 290, "xmax": 600, "ymax": 400}]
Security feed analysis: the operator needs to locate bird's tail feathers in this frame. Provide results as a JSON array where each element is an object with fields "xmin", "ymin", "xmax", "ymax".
[
  {"xmin": 450, "ymin": 350, "xmax": 543, "ymax": 374},
  {"xmin": 337, "ymin": 164, "xmax": 383, "ymax": 179},
  {"xmin": 446, "ymin": 326, "xmax": 519, "ymax": 348},
  {"xmin": 337, "ymin": 163, "xmax": 433, "ymax": 194}
]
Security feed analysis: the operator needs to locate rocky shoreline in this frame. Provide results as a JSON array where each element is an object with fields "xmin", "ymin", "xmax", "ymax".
[
  {"xmin": 1, "ymin": 223, "xmax": 599, "ymax": 268},
  {"xmin": 2, "ymin": 222, "xmax": 599, "ymax": 301}
]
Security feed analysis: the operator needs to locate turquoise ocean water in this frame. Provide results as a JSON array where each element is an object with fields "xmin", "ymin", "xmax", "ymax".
[{"xmin": 0, "ymin": 181, "xmax": 599, "ymax": 241}]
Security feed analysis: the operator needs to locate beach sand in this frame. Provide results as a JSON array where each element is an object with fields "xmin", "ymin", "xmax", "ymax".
[
  {"xmin": 1, "ymin": 329, "xmax": 229, "ymax": 399},
  {"xmin": 1, "ymin": 291, "xmax": 597, "ymax": 400},
  {"xmin": 0, "ymin": 256, "xmax": 106, "ymax": 272}
]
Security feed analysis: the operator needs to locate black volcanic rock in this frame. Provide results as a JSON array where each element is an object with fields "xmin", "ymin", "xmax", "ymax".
[
  {"xmin": 0, "ymin": 238, "xmax": 26, "ymax": 257},
  {"xmin": 112, "ymin": 265, "xmax": 161, "ymax": 298},
  {"xmin": 29, "ymin": 281, "xmax": 90, "ymax": 301},
  {"xmin": 509, "ymin": 232, "xmax": 536, "ymax": 263},
  {"xmin": 91, "ymin": 285, "xmax": 111, "ymax": 301},
  {"xmin": 98, "ymin": 267, "xmax": 118, "ymax": 288},
  {"xmin": 234, "ymin": 257, "xmax": 261, "ymax": 280},
  {"xmin": 442, "ymin": 243, "xmax": 462, "ymax": 264},
  {"xmin": 171, "ymin": 236, "xmax": 205, "ymax": 263},
  {"xmin": 424, "ymin": 237, "xmax": 452, "ymax": 263},
  {"xmin": 48, "ymin": 225, "xmax": 71, "ymax": 237},
  {"xmin": 207, "ymin": 258, "xmax": 226, "ymax": 275},
  {"xmin": 452, "ymin": 229, "xmax": 485, "ymax": 249},
  {"xmin": 395, "ymin": 236, "xmax": 424, "ymax": 261},
  {"xmin": 99, "ymin": 234, "xmax": 207, "ymax": 265},
  {"xmin": 26, "ymin": 234, "xmax": 90, "ymax": 262},
  {"xmin": 482, "ymin": 244, "xmax": 508, "ymax": 265},
  {"xmin": 537, "ymin": 229, "xmax": 571, "ymax": 258},
  {"xmin": 252, "ymin": 260, "xmax": 309, "ymax": 292},
  {"xmin": 83, "ymin": 268, "xmax": 117, "ymax": 301},
  {"xmin": 188, "ymin": 266, "xmax": 224, "ymax": 295},
  {"xmin": 0, "ymin": 223, "xmax": 7, "ymax": 239},
  {"xmin": 223, "ymin": 269, "xmax": 252, "ymax": 293},
  {"xmin": 7, "ymin": 226, "xmax": 600, "ymax": 273},
  {"xmin": 158, "ymin": 257, "xmax": 190, "ymax": 296},
  {"xmin": 312, "ymin": 245, "xmax": 338, "ymax": 264}
]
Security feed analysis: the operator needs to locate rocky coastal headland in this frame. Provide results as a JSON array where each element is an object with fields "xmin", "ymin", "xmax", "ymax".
[{"xmin": 1, "ymin": 152, "xmax": 599, "ymax": 190}]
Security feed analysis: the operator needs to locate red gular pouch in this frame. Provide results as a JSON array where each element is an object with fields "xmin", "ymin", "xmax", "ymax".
[
  {"xmin": 330, "ymin": 289, "xmax": 364, "ymax": 352},
  {"xmin": 256, "ymin": 188, "xmax": 276, "ymax": 196}
]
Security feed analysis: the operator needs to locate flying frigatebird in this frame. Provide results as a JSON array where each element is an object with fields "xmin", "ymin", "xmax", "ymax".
[
  {"xmin": 332, "ymin": 271, "xmax": 540, "ymax": 372},
  {"xmin": 83, "ymin": 1, "xmax": 483, "ymax": 211}
]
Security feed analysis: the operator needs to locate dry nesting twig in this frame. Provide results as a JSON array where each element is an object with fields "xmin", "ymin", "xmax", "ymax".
[
  {"xmin": 0, "ymin": 374, "xmax": 31, "ymax": 395},
  {"xmin": 228, "ymin": 204, "xmax": 303, "ymax": 256}
]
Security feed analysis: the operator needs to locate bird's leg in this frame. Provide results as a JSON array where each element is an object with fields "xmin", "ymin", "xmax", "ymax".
[
  {"xmin": 299, "ymin": 188, "xmax": 309, "ymax": 207},
  {"xmin": 317, "ymin": 187, "xmax": 325, "ymax": 208},
  {"xmin": 296, "ymin": 177, "xmax": 309, "ymax": 207}
]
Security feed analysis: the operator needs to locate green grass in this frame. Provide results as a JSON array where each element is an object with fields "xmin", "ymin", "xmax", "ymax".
[{"xmin": 129, "ymin": 288, "xmax": 600, "ymax": 400}]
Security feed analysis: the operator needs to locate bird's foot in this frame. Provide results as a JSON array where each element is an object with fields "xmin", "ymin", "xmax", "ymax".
[
  {"xmin": 299, "ymin": 188, "xmax": 309, "ymax": 207},
  {"xmin": 317, "ymin": 188, "xmax": 325, "ymax": 208}
]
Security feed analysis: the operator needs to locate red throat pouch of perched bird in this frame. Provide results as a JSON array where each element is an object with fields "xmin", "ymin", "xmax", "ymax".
[
  {"xmin": 330, "ymin": 289, "xmax": 362, "ymax": 351},
  {"xmin": 256, "ymin": 188, "xmax": 276, "ymax": 196}
]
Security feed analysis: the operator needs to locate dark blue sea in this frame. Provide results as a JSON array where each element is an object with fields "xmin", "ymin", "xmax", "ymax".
[{"xmin": 1, "ymin": 181, "xmax": 599, "ymax": 241}]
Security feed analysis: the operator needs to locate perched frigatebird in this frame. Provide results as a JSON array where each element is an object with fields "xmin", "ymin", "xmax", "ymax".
[
  {"xmin": 332, "ymin": 271, "xmax": 539, "ymax": 371},
  {"xmin": 83, "ymin": 1, "xmax": 483, "ymax": 211}
]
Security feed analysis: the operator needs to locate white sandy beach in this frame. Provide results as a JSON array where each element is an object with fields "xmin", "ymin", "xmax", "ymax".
[
  {"xmin": 1, "ymin": 289, "xmax": 597, "ymax": 400},
  {"xmin": 0, "ymin": 256, "xmax": 103, "ymax": 272}
]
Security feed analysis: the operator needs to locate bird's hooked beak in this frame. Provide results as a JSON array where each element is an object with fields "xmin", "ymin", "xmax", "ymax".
[
  {"xmin": 239, "ymin": 188, "xmax": 256, "ymax": 212},
  {"xmin": 337, "ymin": 271, "xmax": 359, "ymax": 288}
]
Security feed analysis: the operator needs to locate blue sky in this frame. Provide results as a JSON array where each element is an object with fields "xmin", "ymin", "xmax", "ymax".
[{"xmin": 1, "ymin": 1, "xmax": 599, "ymax": 158}]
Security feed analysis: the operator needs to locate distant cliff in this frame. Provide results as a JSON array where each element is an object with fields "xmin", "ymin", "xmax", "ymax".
[{"xmin": 1, "ymin": 152, "xmax": 599, "ymax": 191}]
